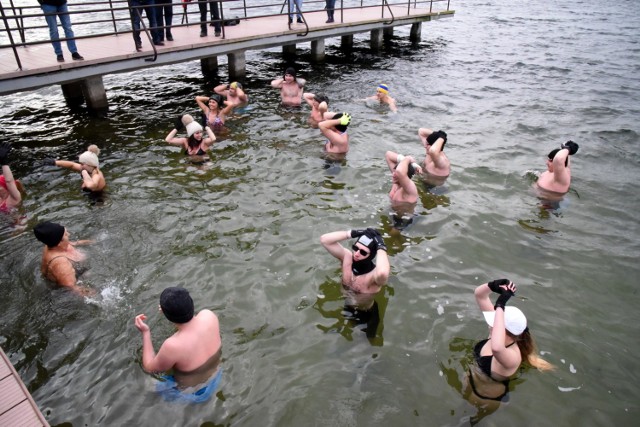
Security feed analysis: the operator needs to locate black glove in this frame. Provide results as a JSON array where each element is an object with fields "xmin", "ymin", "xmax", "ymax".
[
  {"xmin": 366, "ymin": 228, "xmax": 387, "ymax": 252},
  {"xmin": 487, "ymin": 279, "xmax": 511, "ymax": 294},
  {"xmin": 436, "ymin": 130, "xmax": 448, "ymax": 142},
  {"xmin": 42, "ymin": 158, "xmax": 56, "ymax": 167},
  {"xmin": 561, "ymin": 140, "xmax": 579, "ymax": 155},
  {"xmin": 0, "ymin": 142, "xmax": 12, "ymax": 166},
  {"xmin": 494, "ymin": 291, "xmax": 514, "ymax": 310},
  {"xmin": 174, "ymin": 115, "xmax": 185, "ymax": 131},
  {"xmin": 349, "ymin": 229, "xmax": 367, "ymax": 238}
]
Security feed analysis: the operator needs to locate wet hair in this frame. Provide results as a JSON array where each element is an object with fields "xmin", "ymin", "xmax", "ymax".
[
  {"xmin": 426, "ymin": 130, "xmax": 447, "ymax": 149},
  {"xmin": 332, "ymin": 113, "xmax": 348, "ymax": 133},
  {"xmin": 160, "ymin": 287, "xmax": 195, "ymax": 324},
  {"xmin": 548, "ymin": 149, "xmax": 568, "ymax": 167},
  {"xmin": 314, "ymin": 94, "xmax": 329, "ymax": 104},
  {"xmin": 509, "ymin": 328, "xmax": 555, "ymax": 371},
  {"xmin": 394, "ymin": 162, "xmax": 416, "ymax": 179}
]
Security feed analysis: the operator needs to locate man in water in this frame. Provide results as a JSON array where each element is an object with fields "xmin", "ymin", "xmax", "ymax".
[
  {"xmin": 385, "ymin": 151, "xmax": 422, "ymax": 204},
  {"xmin": 271, "ymin": 67, "xmax": 306, "ymax": 106},
  {"xmin": 418, "ymin": 127, "xmax": 450, "ymax": 186},
  {"xmin": 366, "ymin": 84, "xmax": 397, "ymax": 112},
  {"xmin": 536, "ymin": 141, "xmax": 579, "ymax": 194},
  {"xmin": 319, "ymin": 112, "xmax": 350, "ymax": 154},
  {"xmin": 134, "ymin": 287, "xmax": 222, "ymax": 391},
  {"xmin": 303, "ymin": 92, "xmax": 332, "ymax": 128},
  {"xmin": 213, "ymin": 81, "xmax": 248, "ymax": 107}
]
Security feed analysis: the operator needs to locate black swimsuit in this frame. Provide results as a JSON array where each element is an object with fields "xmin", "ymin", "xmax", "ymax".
[{"xmin": 469, "ymin": 339, "xmax": 516, "ymax": 401}]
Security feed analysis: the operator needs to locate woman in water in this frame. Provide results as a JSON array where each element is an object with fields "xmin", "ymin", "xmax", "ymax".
[
  {"xmin": 0, "ymin": 142, "xmax": 23, "ymax": 213},
  {"xmin": 195, "ymin": 94, "xmax": 234, "ymax": 133},
  {"xmin": 34, "ymin": 221, "xmax": 93, "ymax": 295},
  {"xmin": 165, "ymin": 114, "xmax": 216, "ymax": 156},
  {"xmin": 43, "ymin": 145, "xmax": 106, "ymax": 192},
  {"xmin": 467, "ymin": 279, "xmax": 553, "ymax": 405}
]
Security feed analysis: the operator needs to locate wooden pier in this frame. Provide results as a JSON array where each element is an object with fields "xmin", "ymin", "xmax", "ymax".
[
  {"xmin": 0, "ymin": 1, "xmax": 454, "ymax": 109},
  {"xmin": 0, "ymin": 347, "xmax": 49, "ymax": 427}
]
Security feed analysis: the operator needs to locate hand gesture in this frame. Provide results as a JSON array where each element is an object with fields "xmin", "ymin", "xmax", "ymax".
[
  {"xmin": 366, "ymin": 228, "xmax": 387, "ymax": 252},
  {"xmin": 494, "ymin": 282, "xmax": 517, "ymax": 310},
  {"xmin": 339, "ymin": 113, "xmax": 351, "ymax": 126},
  {"xmin": 134, "ymin": 314, "xmax": 150, "ymax": 333},
  {"xmin": 0, "ymin": 142, "xmax": 12, "ymax": 166},
  {"xmin": 561, "ymin": 140, "xmax": 579, "ymax": 155},
  {"xmin": 488, "ymin": 278, "xmax": 511, "ymax": 294}
]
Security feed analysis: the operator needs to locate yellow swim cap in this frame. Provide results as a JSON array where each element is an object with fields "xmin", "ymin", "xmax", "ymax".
[{"xmin": 377, "ymin": 84, "xmax": 389, "ymax": 94}]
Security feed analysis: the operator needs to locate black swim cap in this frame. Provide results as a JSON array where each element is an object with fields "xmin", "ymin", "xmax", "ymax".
[
  {"xmin": 427, "ymin": 130, "xmax": 447, "ymax": 148},
  {"xmin": 548, "ymin": 149, "xmax": 568, "ymax": 167},
  {"xmin": 333, "ymin": 113, "xmax": 348, "ymax": 133},
  {"xmin": 34, "ymin": 221, "xmax": 65, "ymax": 248},
  {"xmin": 160, "ymin": 287, "xmax": 194, "ymax": 324},
  {"xmin": 210, "ymin": 94, "xmax": 223, "ymax": 105},
  {"xmin": 284, "ymin": 67, "xmax": 296, "ymax": 78},
  {"xmin": 314, "ymin": 94, "xmax": 329, "ymax": 104}
]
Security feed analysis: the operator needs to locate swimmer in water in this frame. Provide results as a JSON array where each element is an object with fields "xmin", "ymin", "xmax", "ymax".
[
  {"xmin": 213, "ymin": 81, "xmax": 248, "ymax": 107},
  {"xmin": 271, "ymin": 67, "xmax": 306, "ymax": 106},
  {"xmin": 134, "ymin": 287, "xmax": 222, "ymax": 392},
  {"xmin": 365, "ymin": 84, "xmax": 398, "ymax": 113},
  {"xmin": 385, "ymin": 151, "xmax": 422, "ymax": 204},
  {"xmin": 303, "ymin": 92, "xmax": 333, "ymax": 128},
  {"xmin": 319, "ymin": 112, "xmax": 350, "ymax": 154},
  {"xmin": 42, "ymin": 145, "xmax": 106, "ymax": 192},
  {"xmin": 320, "ymin": 227, "xmax": 390, "ymax": 296},
  {"xmin": 165, "ymin": 114, "xmax": 216, "ymax": 156},
  {"xmin": 418, "ymin": 127, "xmax": 450, "ymax": 186},
  {"xmin": 536, "ymin": 141, "xmax": 579, "ymax": 195},
  {"xmin": 0, "ymin": 143, "xmax": 23, "ymax": 213},
  {"xmin": 195, "ymin": 94, "xmax": 234, "ymax": 133},
  {"xmin": 467, "ymin": 279, "xmax": 553, "ymax": 404},
  {"xmin": 33, "ymin": 221, "xmax": 93, "ymax": 295}
]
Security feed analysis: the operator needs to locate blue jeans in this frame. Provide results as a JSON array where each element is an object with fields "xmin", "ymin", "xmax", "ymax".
[
  {"xmin": 129, "ymin": 0, "xmax": 161, "ymax": 45},
  {"xmin": 288, "ymin": 0, "xmax": 303, "ymax": 19},
  {"xmin": 40, "ymin": 3, "xmax": 78, "ymax": 56},
  {"xmin": 154, "ymin": 0, "xmax": 173, "ymax": 40}
]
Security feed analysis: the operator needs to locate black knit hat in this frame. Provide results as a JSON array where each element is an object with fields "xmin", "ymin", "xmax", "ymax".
[
  {"xmin": 34, "ymin": 221, "xmax": 65, "ymax": 248},
  {"xmin": 160, "ymin": 287, "xmax": 194, "ymax": 324}
]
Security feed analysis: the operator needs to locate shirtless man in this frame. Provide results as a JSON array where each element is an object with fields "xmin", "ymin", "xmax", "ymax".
[
  {"xmin": 320, "ymin": 228, "xmax": 390, "ymax": 297},
  {"xmin": 271, "ymin": 67, "xmax": 306, "ymax": 106},
  {"xmin": 366, "ymin": 84, "xmax": 397, "ymax": 113},
  {"xmin": 134, "ymin": 287, "xmax": 222, "ymax": 390},
  {"xmin": 213, "ymin": 81, "xmax": 248, "ymax": 107},
  {"xmin": 34, "ymin": 221, "xmax": 93, "ymax": 295},
  {"xmin": 319, "ymin": 113, "xmax": 350, "ymax": 154},
  {"xmin": 536, "ymin": 141, "xmax": 579, "ymax": 194},
  {"xmin": 418, "ymin": 128, "xmax": 450, "ymax": 185},
  {"xmin": 385, "ymin": 151, "xmax": 422, "ymax": 204},
  {"xmin": 303, "ymin": 92, "xmax": 332, "ymax": 127},
  {"xmin": 0, "ymin": 142, "xmax": 22, "ymax": 212}
]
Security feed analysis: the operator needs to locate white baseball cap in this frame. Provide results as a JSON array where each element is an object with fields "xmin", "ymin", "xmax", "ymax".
[{"xmin": 483, "ymin": 306, "xmax": 527, "ymax": 336}]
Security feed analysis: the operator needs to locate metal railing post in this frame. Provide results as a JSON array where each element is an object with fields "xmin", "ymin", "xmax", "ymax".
[{"xmin": 0, "ymin": 2, "xmax": 22, "ymax": 69}]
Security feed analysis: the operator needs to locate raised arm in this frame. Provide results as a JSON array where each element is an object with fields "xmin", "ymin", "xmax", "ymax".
[
  {"xmin": 320, "ymin": 230, "xmax": 352, "ymax": 261},
  {"xmin": 213, "ymin": 83, "xmax": 229, "ymax": 97},
  {"xmin": 165, "ymin": 116, "xmax": 187, "ymax": 146},
  {"xmin": 303, "ymin": 92, "xmax": 316, "ymax": 107},
  {"xmin": 53, "ymin": 160, "xmax": 83, "ymax": 172},
  {"xmin": 201, "ymin": 126, "xmax": 217, "ymax": 149},
  {"xmin": 195, "ymin": 95, "xmax": 210, "ymax": 113},
  {"xmin": 1, "ymin": 165, "xmax": 21, "ymax": 205},
  {"xmin": 552, "ymin": 148, "xmax": 571, "ymax": 187},
  {"xmin": 271, "ymin": 77, "xmax": 285, "ymax": 88}
]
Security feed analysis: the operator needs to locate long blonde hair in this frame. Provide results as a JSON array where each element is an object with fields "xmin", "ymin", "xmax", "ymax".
[{"xmin": 511, "ymin": 329, "xmax": 555, "ymax": 371}]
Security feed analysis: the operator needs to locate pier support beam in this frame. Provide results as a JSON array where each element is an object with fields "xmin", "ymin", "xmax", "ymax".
[
  {"xmin": 383, "ymin": 26, "xmax": 394, "ymax": 38},
  {"xmin": 61, "ymin": 81, "xmax": 85, "ymax": 107},
  {"xmin": 370, "ymin": 29, "xmax": 383, "ymax": 50},
  {"xmin": 227, "ymin": 51, "xmax": 246, "ymax": 81},
  {"xmin": 283, "ymin": 44, "xmax": 297, "ymax": 56},
  {"xmin": 81, "ymin": 76, "xmax": 108, "ymax": 112},
  {"xmin": 410, "ymin": 22, "xmax": 422, "ymax": 42},
  {"xmin": 311, "ymin": 39, "xmax": 325, "ymax": 62},
  {"xmin": 201, "ymin": 56, "xmax": 219, "ymax": 76},
  {"xmin": 341, "ymin": 34, "xmax": 353, "ymax": 51}
]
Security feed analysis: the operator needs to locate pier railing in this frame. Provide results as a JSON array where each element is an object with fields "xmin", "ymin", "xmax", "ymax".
[{"xmin": 0, "ymin": 0, "xmax": 453, "ymax": 69}]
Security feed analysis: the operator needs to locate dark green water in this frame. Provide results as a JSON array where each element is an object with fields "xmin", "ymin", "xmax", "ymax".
[{"xmin": 0, "ymin": 0, "xmax": 639, "ymax": 425}]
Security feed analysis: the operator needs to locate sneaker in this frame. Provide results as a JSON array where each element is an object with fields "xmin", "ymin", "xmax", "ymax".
[
  {"xmin": 297, "ymin": 17, "xmax": 303, "ymax": 23},
  {"xmin": 71, "ymin": 52, "xmax": 84, "ymax": 60},
  {"xmin": 56, "ymin": 54, "xmax": 64, "ymax": 62}
]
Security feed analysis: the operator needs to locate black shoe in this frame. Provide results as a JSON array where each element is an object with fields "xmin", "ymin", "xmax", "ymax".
[
  {"xmin": 214, "ymin": 31, "xmax": 221, "ymax": 37},
  {"xmin": 154, "ymin": 41, "xmax": 165, "ymax": 46},
  {"xmin": 135, "ymin": 44, "xmax": 142, "ymax": 52},
  {"xmin": 297, "ymin": 17, "xmax": 303, "ymax": 23},
  {"xmin": 71, "ymin": 52, "xmax": 84, "ymax": 60},
  {"xmin": 56, "ymin": 54, "xmax": 64, "ymax": 62},
  {"xmin": 200, "ymin": 31, "xmax": 207, "ymax": 37},
  {"xmin": 288, "ymin": 17, "xmax": 293, "ymax": 24},
  {"xmin": 326, "ymin": 18, "xmax": 334, "ymax": 23},
  {"xmin": 166, "ymin": 33, "xmax": 173, "ymax": 41}
]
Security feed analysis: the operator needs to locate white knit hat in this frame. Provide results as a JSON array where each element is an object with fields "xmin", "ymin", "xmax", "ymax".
[
  {"xmin": 483, "ymin": 306, "xmax": 527, "ymax": 336},
  {"xmin": 182, "ymin": 114, "xmax": 203, "ymax": 137},
  {"xmin": 78, "ymin": 145, "xmax": 100, "ymax": 167}
]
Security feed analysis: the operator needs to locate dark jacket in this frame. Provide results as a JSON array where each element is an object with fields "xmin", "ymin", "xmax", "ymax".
[{"xmin": 38, "ymin": 0, "xmax": 68, "ymax": 7}]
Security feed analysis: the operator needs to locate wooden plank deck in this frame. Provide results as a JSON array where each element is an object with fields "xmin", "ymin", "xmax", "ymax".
[
  {"xmin": 0, "ymin": 347, "xmax": 49, "ymax": 427},
  {"xmin": 0, "ymin": 4, "xmax": 453, "ymax": 94}
]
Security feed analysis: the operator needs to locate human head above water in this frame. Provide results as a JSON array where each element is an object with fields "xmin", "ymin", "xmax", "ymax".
[
  {"xmin": 78, "ymin": 145, "xmax": 100, "ymax": 168},
  {"xmin": 483, "ymin": 306, "xmax": 528, "ymax": 336},
  {"xmin": 182, "ymin": 114, "xmax": 203, "ymax": 137},
  {"xmin": 34, "ymin": 221, "xmax": 65, "ymax": 248},
  {"xmin": 314, "ymin": 94, "xmax": 329, "ymax": 105},
  {"xmin": 160, "ymin": 287, "xmax": 195, "ymax": 324},
  {"xmin": 284, "ymin": 67, "xmax": 296, "ymax": 79},
  {"xmin": 332, "ymin": 113, "xmax": 349, "ymax": 133},
  {"xmin": 426, "ymin": 130, "xmax": 447, "ymax": 149},
  {"xmin": 377, "ymin": 84, "xmax": 389, "ymax": 95},
  {"xmin": 548, "ymin": 148, "xmax": 568, "ymax": 167}
]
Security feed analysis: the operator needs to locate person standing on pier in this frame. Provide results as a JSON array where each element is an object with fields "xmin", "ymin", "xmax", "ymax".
[
  {"xmin": 155, "ymin": 0, "xmax": 174, "ymax": 42},
  {"xmin": 37, "ymin": 0, "xmax": 84, "ymax": 62},
  {"xmin": 129, "ymin": 0, "xmax": 163, "ymax": 51},
  {"xmin": 271, "ymin": 67, "xmax": 306, "ymax": 106},
  {"xmin": 288, "ymin": 0, "xmax": 303, "ymax": 24},
  {"xmin": 199, "ymin": 0, "xmax": 222, "ymax": 37},
  {"xmin": 325, "ymin": 0, "xmax": 336, "ymax": 23}
]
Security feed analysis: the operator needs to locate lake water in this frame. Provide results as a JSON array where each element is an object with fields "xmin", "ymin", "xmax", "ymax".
[{"xmin": 1, "ymin": 0, "xmax": 639, "ymax": 425}]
